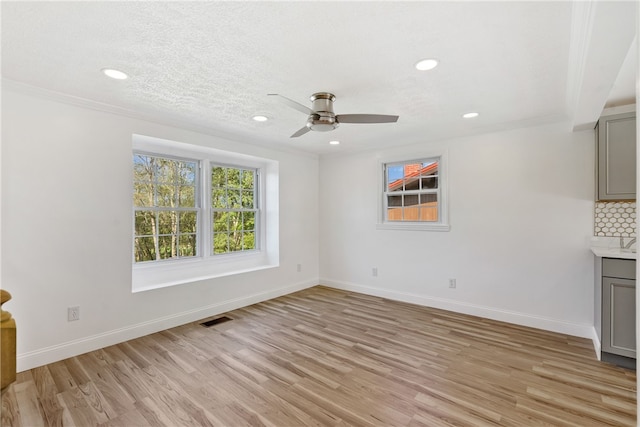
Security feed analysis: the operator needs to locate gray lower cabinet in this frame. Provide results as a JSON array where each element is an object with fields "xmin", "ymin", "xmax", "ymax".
[
  {"xmin": 596, "ymin": 111, "xmax": 636, "ymax": 201},
  {"xmin": 601, "ymin": 258, "xmax": 636, "ymax": 362}
]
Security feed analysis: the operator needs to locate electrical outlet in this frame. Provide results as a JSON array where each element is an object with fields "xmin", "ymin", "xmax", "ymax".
[
  {"xmin": 297, "ymin": 263, "xmax": 302, "ymax": 272},
  {"xmin": 449, "ymin": 279, "xmax": 456, "ymax": 289},
  {"xmin": 372, "ymin": 267, "xmax": 378, "ymax": 277},
  {"xmin": 68, "ymin": 306, "xmax": 80, "ymax": 321}
]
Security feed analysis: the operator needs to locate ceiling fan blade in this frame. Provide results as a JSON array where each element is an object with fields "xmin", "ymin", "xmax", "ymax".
[
  {"xmin": 268, "ymin": 94, "xmax": 315, "ymax": 115},
  {"xmin": 290, "ymin": 126, "xmax": 311, "ymax": 138},
  {"xmin": 336, "ymin": 114, "xmax": 399, "ymax": 124}
]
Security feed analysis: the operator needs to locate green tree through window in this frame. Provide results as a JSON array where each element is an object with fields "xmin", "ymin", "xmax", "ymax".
[
  {"xmin": 133, "ymin": 154, "xmax": 198, "ymax": 262},
  {"xmin": 211, "ymin": 166, "xmax": 257, "ymax": 254}
]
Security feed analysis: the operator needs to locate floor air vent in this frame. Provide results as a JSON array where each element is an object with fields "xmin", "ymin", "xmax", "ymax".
[{"xmin": 200, "ymin": 316, "xmax": 232, "ymax": 327}]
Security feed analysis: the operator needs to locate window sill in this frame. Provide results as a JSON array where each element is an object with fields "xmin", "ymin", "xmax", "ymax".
[
  {"xmin": 132, "ymin": 252, "xmax": 278, "ymax": 292},
  {"xmin": 376, "ymin": 222, "xmax": 451, "ymax": 232}
]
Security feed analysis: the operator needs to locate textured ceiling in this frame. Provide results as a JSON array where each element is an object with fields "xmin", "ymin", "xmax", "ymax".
[{"xmin": 0, "ymin": 1, "xmax": 634, "ymax": 155}]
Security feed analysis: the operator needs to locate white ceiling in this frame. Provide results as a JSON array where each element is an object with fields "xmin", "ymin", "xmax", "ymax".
[{"xmin": 1, "ymin": 1, "xmax": 637, "ymax": 155}]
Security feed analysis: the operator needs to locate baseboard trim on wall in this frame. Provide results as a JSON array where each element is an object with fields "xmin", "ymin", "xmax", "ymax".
[
  {"xmin": 321, "ymin": 279, "xmax": 595, "ymax": 341},
  {"xmin": 17, "ymin": 279, "xmax": 318, "ymax": 372}
]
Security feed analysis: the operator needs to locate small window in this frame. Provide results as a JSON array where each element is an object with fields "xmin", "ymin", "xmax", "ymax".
[
  {"xmin": 385, "ymin": 160, "xmax": 439, "ymax": 222},
  {"xmin": 379, "ymin": 155, "xmax": 449, "ymax": 231}
]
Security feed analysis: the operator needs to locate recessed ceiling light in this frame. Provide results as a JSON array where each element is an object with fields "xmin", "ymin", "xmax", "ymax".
[
  {"xmin": 415, "ymin": 59, "xmax": 439, "ymax": 71},
  {"xmin": 329, "ymin": 140, "xmax": 340, "ymax": 145},
  {"xmin": 462, "ymin": 112, "xmax": 479, "ymax": 119},
  {"xmin": 252, "ymin": 115, "xmax": 268, "ymax": 122},
  {"xmin": 101, "ymin": 68, "xmax": 128, "ymax": 80}
]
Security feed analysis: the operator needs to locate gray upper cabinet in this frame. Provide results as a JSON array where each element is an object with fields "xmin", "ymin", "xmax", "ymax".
[{"xmin": 597, "ymin": 111, "xmax": 636, "ymax": 201}]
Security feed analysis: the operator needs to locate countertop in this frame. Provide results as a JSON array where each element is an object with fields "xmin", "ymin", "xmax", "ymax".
[
  {"xmin": 590, "ymin": 236, "xmax": 637, "ymax": 260},
  {"xmin": 590, "ymin": 246, "xmax": 636, "ymax": 260}
]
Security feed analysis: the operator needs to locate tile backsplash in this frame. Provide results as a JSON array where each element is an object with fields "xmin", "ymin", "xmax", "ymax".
[{"xmin": 594, "ymin": 201, "xmax": 636, "ymax": 237}]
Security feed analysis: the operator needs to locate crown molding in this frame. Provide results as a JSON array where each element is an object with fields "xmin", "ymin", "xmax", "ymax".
[
  {"xmin": 565, "ymin": 1, "xmax": 637, "ymax": 131},
  {"xmin": 1, "ymin": 78, "xmax": 319, "ymax": 160},
  {"xmin": 565, "ymin": 0, "xmax": 596, "ymax": 117}
]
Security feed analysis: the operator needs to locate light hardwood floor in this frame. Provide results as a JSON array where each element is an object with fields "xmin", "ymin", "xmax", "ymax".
[{"xmin": 1, "ymin": 286, "xmax": 636, "ymax": 426}]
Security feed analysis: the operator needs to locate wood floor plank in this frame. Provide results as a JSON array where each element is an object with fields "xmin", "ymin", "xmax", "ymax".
[
  {"xmin": 31, "ymin": 366, "xmax": 66, "ymax": 426},
  {"xmin": 4, "ymin": 285, "xmax": 636, "ymax": 426},
  {"xmin": 1, "ymin": 380, "xmax": 24, "ymax": 427}
]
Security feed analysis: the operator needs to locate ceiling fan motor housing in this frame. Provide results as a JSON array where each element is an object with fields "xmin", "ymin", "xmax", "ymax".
[{"xmin": 307, "ymin": 92, "xmax": 339, "ymax": 131}]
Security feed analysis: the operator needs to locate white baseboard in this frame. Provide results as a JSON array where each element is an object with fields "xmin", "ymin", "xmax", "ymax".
[
  {"xmin": 17, "ymin": 279, "xmax": 318, "ymax": 372},
  {"xmin": 321, "ymin": 279, "xmax": 595, "ymax": 340}
]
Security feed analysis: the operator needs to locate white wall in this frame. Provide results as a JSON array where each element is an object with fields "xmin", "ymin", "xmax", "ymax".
[
  {"xmin": 1, "ymin": 86, "xmax": 320, "ymax": 370},
  {"xmin": 320, "ymin": 123, "xmax": 596, "ymax": 337},
  {"xmin": 0, "ymin": 84, "xmax": 598, "ymax": 371}
]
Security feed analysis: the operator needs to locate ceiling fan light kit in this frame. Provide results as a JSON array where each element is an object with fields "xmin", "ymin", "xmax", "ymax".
[{"xmin": 268, "ymin": 92, "xmax": 399, "ymax": 138}]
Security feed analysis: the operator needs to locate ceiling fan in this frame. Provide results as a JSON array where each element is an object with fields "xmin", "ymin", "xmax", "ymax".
[{"xmin": 268, "ymin": 92, "xmax": 399, "ymax": 138}]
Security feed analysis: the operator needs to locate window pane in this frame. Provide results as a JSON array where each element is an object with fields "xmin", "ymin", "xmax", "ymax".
[
  {"xmin": 178, "ymin": 161, "xmax": 196, "ymax": 185},
  {"xmin": 158, "ymin": 236, "xmax": 175, "ymax": 259},
  {"xmin": 403, "ymin": 163, "xmax": 422, "ymax": 177},
  {"xmin": 405, "ymin": 194, "xmax": 419, "ymax": 206},
  {"xmin": 212, "ymin": 189, "xmax": 227, "ymax": 208},
  {"xmin": 213, "ymin": 211, "xmax": 228, "ymax": 232},
  {"xmin": 387, "ymin": 206, "xmax": 403, "ymax": 221},
  {"xmin": 214, "ymin": 233, "xmax": 229, "ymax": 254},
  {"xmin": 178, "ymin": 186, "xmax": 195, "ymax": 207},
  {"xmin": 228, "ymin": 211, "xmax": 241, "ymax": 231},
  {"xmin": 158, "ymin": 211, "xmax": 176, "ymax": 235},
  {"xmin": 179, "ymin": 211, "xmax": 197, "ymax": 233},
  {"xmin": 229, "ymin": 231, "xmax": 243, "ymax": 252},
  {"xmin": 157, "ymin": 185, "xmax": 175, "ymax": 207},
  {"xmin": 243, "ymin": 232, "xmax": 255, "ymax": 250},
  {"xmin": 135, "ymin": 210, "xmax": 155, "ymax": 236},
  {"xmin": 133, "ymin": 182, "xmax": 154, "ymax": 207},
  {"xmin": 388, "ymin": 195, "xmax": 402, "ymax": 207},
  {"xmin": 228, "ymin": 189, "xmax": 241, "ymax": 209},
  {"xmin": 421, "ymin": 176, "xmax": 438, "ymax": 189},
  {"xmin": 387, "ymin": 165, "xmax": 404, "ymax": 192},
  {"xmin": 135, "ymin": 236, "xmax": 157, "ymax": 262},
  {"xmin": 243, "ymin": 211, "xmax": 255, "ymax": 231},
  {"xmin": 156, "ymin": 159, "xmax": 176, "ymax": 184},
  {"xmin": 212, "ymin": 166, "xmax": 226, "ymax": 188},
  {"xmin": 421, "ymin": 161, "xmax": 438, "ymax": 175},
  {"xmin": 420, "ymin": 205, "xmax": 438, "ymax": 221},
  {"xmin": 133, "ymin": 155, "xmax": 153, "ymax": 179},
  {"xmin": 178, "ymin": 234, "xmax": 196, "ymax": 257},
  {"xmin": 227, "ymin": 168, "xmax": 241, "ymax": 188},
  {"xmin": 420, "ymin": 193, "xmax": 437, "ymax": 204},
  {"xmin": 242, "ymin": 170, "xmax": 254, "ymax": 189},
  {"xmin": 404, "ymin": 179, "xmax": 420, "ymax": 191},
  {"xmin": 242, "ymin": 190, "xmax": 254, "ymax": 209}
]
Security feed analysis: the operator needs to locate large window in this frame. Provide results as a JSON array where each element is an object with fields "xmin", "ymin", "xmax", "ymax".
[
  {"xmin": 132, "ymin": 134, "xmax": 279, "ymax": 292},
  {"xmin": 133, "ymin": 157, "xmax": 261, "ymax": 263},
  {"xmin": 133, "ymin": 154, "xmax": 199, "ymax": 262},
  {"xmin": 211, "ymin": 165, "xmax": 257, "ymax": 254},
  {"xmin": 379, "ymin": 154, "xmax": 449, "ymax": 231}
]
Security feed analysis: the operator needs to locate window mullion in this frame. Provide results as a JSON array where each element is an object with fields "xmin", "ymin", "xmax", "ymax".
[{"xmin": 201, "ymin": 160, "xmax": 211, "ymax": 259}]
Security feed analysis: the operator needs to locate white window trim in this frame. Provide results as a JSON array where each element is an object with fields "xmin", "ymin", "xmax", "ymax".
[
  {"xmin": 376, "ymin": 150, "xmax": 450, "ymax": 232},
  {"xmin": 132, "ymin": 134, "xmax": 279, "ymax": 292}
]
